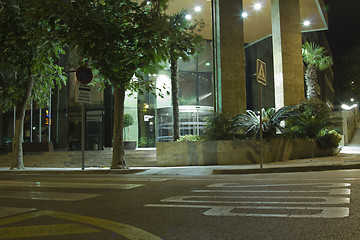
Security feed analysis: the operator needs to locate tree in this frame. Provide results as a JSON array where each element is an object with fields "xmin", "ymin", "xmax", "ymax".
[
  {"xmin": 0, "ymin": 0, "xmax": 66, "ymax": 169},
  {"xmin": 167, "ymin": 10, "xmax": 204, "ymax": 141},
  {"xmin": 302, "ymin": 42, "xmax": 333, "ymax": 100},
  {"xmin": 31, "ymin": 0, "xmax": 170, "ymax": 169}
]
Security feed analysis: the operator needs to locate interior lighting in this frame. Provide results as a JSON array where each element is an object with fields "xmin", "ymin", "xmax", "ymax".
[
  {"xmin": 185, "ymin": 14, "xmax": 192, "ymax": 20},
  {"xmin": 303, "ymin": 20, "xmax": 310, "ymax": 26},
  {"xmin": 242, "ymin": 12, "xmax": 248, "ymax": 18},
  {"xmin": 194, "ymin": 6, "xmax": 202, "ymax": 12},
  {"xmin": 205, "ymin": 62, "xmax": 211, "ymax": 66},
  {"xmin": 254, "ymin": 3, "xmax": 262, "ymax": 10}
]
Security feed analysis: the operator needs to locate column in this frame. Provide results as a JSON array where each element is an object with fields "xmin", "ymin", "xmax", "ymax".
[
  {"xmin": 271, "ymin": 0, "xmax": 305, "ymax": 108},
  {"xmin": 212, "ymin": 0, "xmax": 246, "ymax": 116}
]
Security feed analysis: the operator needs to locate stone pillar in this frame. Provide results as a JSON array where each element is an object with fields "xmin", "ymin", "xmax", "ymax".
[
  {"xmin": 212, "ymin": 0, "xmax": 246, "ymax": 116},
  {"xmin": 271, "ymin": 0, "xmax": 305, "ymax": 108}
]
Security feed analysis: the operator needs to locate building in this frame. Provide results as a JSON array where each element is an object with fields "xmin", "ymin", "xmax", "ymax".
[{"xmin": 0, "ymin": 0, "xmax": 332, "ymax": 151}]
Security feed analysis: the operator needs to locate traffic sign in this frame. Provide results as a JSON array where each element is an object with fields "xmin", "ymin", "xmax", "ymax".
[
  {"xmin": 257, "ymin": 59, "xmax": 266, "ymax": 85},
  {"xmin": 75, "ymin": 83, "xmax": 91, "ymax": 104},
  {"xmin": 76, "ymin": 66, "xmax": 93, "ymax": 85}
]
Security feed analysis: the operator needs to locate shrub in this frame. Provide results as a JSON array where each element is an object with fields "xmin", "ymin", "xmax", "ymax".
[
  {"xmin": 177, "ymin": 135, "xmax": 202, "ymax": 142},
  {"xmin": 123, "ymin": 114, "xmax": 134, "ymax": 128},
  {"xmin": 286, "ymin": 99, "xmax": 340, "ymax": 138},
  {"xmin": 316, "ymin": 129, "xmax": 342, "ymax": 149},
  {"xmin": 138, "ymin": 137, "xmax": 155, "ymax": 147},
  {"xmin": 203, "ymin": 113, "xmax": 237, "ymax": 140}
]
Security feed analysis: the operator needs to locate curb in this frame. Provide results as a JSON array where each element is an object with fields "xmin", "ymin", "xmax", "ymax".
[{"xmin": 212, "ymin": 163, "xmax": 360, "ymax": 175}]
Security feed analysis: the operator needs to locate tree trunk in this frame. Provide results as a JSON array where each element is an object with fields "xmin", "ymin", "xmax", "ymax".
[
  {"xmin": 110, "ymin": 83, "xmax": 127, "ymax": 169},
  {"xmin": 11, "ymin": 76, "xmax": 35, "ymax": 169},
  {"xmin": 170, "ymin": 56, "xmax": 180, "ymax": 141},
  {"xmin": 305, "ymin": 65, "xmax": 318, "ymax": 100}
]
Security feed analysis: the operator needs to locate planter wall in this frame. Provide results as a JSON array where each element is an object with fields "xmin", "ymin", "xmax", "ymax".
[{"xmin": 157, "ymin": 138, "xmax": 336, "ymax": 167}]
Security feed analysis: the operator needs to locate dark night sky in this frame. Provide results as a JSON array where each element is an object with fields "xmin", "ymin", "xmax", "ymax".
[{"xmin": 324, "ymin": 0, "xmax": 360, "ymax": 62}]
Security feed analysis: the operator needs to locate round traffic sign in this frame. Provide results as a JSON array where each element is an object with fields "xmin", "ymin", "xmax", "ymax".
[{"xmin": 76, "ymin": 66, "xmax": 93, "ymax": 85}]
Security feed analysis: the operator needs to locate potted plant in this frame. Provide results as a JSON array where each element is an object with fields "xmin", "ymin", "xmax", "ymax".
[{"xmin": 123, "ymin": 114, "xmax": 136, "ymax": 150}]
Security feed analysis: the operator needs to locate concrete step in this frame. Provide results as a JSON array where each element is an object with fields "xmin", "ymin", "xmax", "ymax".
[{"xmin": 0, "ymin": 149, "xmax": 157, "ymax": 168}]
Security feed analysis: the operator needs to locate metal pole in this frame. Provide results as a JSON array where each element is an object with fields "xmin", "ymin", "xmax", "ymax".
[
  {"xmin": 13, "ymin": 106, "xmax": 16, "ymax": 137},
  {"xmin": 196, "ymin": 106, "xmax": 200, "ymax": 136},
  {"xmin": 39, "ymin": 108, "xmax": 42, "ymax": 142},
  {"xmin": 30, "ymin": 100, "xmax": 33, "ymax": 142},
  {"xmin": 48, "ymin": 93, "xmax": 51, "ymax": 142},
  {"xmin": 81, "ymin": 103, "xmax": 85, "ymax": 170},
  {"xmin": 259, "ymin": 85, "xmax": 263, "ymax": 169}
]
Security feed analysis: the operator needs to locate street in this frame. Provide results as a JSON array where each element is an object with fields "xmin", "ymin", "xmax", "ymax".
[{"xmin": 0, "ymin": 170, "xmax": 359, "ymax": 239}]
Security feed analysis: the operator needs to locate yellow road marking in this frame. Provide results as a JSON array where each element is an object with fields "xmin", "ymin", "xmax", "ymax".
[
  {"xmin": 0, "ymin": 210, "xmax": 161, "ymax": 240},
  {"xmin": 0, "ymin": 223, "xmax": 101, "ymax": 239}
]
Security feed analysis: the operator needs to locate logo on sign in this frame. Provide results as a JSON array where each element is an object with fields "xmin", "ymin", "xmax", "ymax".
[{"xmin": 257, "ymin": 59, "xmax": 266, "ymax": 85}]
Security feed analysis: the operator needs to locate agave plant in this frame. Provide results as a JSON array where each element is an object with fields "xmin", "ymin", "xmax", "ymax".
[{"xmin": 234, "ymin": 106, "xmax": 296, "ymax": 138}]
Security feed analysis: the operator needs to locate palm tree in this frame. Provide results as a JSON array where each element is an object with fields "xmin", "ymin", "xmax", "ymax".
[
  {"xmin": 302, "ymin": 42, "xmax": 333, "ymax": 99},
  {"xmin": 167, "ymin": 10, "xmax": 203, "ymax": 141}
]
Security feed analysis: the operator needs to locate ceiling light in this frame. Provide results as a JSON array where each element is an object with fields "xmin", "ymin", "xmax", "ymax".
[
  {"xmin": 254, "ymin": 3, "xmax": 262, "ymax": 10},
  {"xmin": 195, "ymin": 6, "xmax": 202, "ymax": 12},
  {"xmin": 185, "ymin": 14, "xmax": 192, "ymax": 20},
  {"xmin": 242, "ymin": 12, "xmax": 248, "ymax": 18},
  {"xmin": 205, "ymin": 62, "xmax": 210, "ymax": 66},
  {"xmin": 303, "ymin": 20, "xmax": 310, "ymax": 26}
]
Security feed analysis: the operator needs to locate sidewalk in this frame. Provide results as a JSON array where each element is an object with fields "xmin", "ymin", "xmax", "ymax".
[
  {"xmin": 1, "ymin": 151, "xmax": 360, "ymax": 175},
  {"xmin": 2, "ymin": 129, "xmax": 360, "ymax": 176}
]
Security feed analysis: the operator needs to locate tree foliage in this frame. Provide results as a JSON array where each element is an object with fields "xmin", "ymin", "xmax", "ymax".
[{"xmin": 0, "ymin": 1, "xmax": 66, "ymax": 111}]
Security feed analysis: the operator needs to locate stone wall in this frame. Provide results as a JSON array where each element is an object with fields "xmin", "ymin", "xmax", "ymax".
[{"xmin": 157, "ymin": 139, "xmax": 336, "ymax": 167}]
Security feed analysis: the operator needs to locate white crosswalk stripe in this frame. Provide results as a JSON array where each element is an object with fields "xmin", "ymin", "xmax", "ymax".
[
  {"xmin": 0, "ymin": 180, "xmax": 143, "ymax": 189},
  {"xmin": 145, "ymin": 181, "xmax": 351, "ymax": 218},
  {"xmin": 0, "ymin": 191, "xmax": 99, "ymax": 201},
  {"xmin": 0, "ymin": 207, "xmax": 36, "ymax": 218}
]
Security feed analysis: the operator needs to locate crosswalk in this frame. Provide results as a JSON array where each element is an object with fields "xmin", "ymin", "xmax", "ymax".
[
  {"xmin": 0, "ymin": 177, "xmax": 171, "ymax": 219},
  {"xmin": 145, "ymin": 181, "xmax": 351, "ymax": 218}
]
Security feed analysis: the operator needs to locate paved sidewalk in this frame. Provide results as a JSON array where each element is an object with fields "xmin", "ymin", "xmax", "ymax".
[
  {"xmin": 1, "ymin": 151, "xmax": 360, "ymax": 175},
  {"xmin": 1, "ymin": 128, "xmax": 360, "ymax": 176}
]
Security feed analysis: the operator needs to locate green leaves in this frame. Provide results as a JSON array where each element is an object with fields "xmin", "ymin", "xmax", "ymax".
[
  {"xmin": 302, "ymin": 42, "xmax": 333, "ymax": 70},
  {"xmin": 0, "ymin": 0, "xmax": 66, "ymax": 112},
  {"xmin": 166, "ymin": 9, "xmax": 204, "ymax": 61},
  {"xmin": 234, "ymin": 106, "xmax": 296, "ymax": 139}
]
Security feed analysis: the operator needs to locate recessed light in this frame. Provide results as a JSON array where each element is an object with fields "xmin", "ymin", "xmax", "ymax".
[
  {"xmin": 254, "ymin": 3, "xmax": 262, "ymax": 10},
  {"xmin": 303, "ymin": 20, "xmax": 310, "ymax": 26},
  {"xmin": 185, "ymin": 14, "xmax": 192, "ymax": 20},
  {"xmin": 195, "ymin": 6, "xmax": 202, "ymax": 12},
  {"xmin": 242, "ymin": 12, "xmax": 248, "ymax": 18}
]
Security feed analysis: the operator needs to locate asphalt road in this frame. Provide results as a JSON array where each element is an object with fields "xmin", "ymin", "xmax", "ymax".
[{"xmin": 0, "ymin": 170, "xmax": 359, "ymax": 240}]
